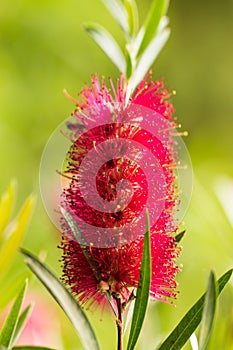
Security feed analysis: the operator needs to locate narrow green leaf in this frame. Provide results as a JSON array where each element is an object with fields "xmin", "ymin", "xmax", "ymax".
[
  {"xmin": 0, "ymin": 180, "xmax": 17, "ymax": 241},
  {"xmin": 0, "ymin": 281, "xmax": 27, "ymax": 348},
  {"xmin": 175, "ymin": 230, "xmax": 186, "ymax": 244},
  {"xmin": 83, "ymin": 23, "xmax": 126, "ymax": 73},
  {"xmin": 13, "ymin": 347, "xmax": 56, "ymax": 350},
  {"xmin": 60, "ymin": 207, "xmax": 101, "ymax": 280},
  {"xmin": 137, "ymin": 0, "xmax": 169, "ymax": 57},
  {"xmin": 21, "ymin": 249, "xmax": 100, "ymax": 350},
  {"xmin": 126, "ymin": 211, "xmax": 151, "ymax": 350},
  {"xmin": 129, "ymin": 19, "xmax": 170, "ymax": 93},
  {"xmin": 124, "ymin": 0, "xmax": 139, "ymax": 37},
  {"xmin": 61, "ymin": 207, "xmax": 118, "ymax": 317},
  {"xmin": 157, "ymin": 269, "xmax": 233, "ymax": 350},
  {"xmin": 125, "ymin": 49, "xmax": 133, "ymax": 80},
  {"xmin": 12, "ymin": 305, "xmax": 32, "ymax": 345},
  {"xmin": 101, "ymin": 0, "xmax": 128, "ymax": 34},
  {"xmin": 0, "ymin": 195, "xmax": 35, "ymax": 280},
  {"xmin": 199, "ymin": 271, "xmax": 217, "ymax": 350}
]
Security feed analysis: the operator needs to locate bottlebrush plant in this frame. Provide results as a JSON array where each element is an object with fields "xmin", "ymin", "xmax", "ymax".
[{"xmin": 0, "ymin": 1, "xmax": 231, "ymax": 350}]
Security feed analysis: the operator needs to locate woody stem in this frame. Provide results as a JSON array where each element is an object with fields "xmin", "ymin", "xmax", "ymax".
[{"xmin": 116, "ymin": 296, "xmax": 123, "ymax": 350}]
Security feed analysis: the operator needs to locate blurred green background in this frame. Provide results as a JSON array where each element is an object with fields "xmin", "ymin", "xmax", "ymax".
[{"xmin": 0, "ymin": 0, "xmax": 233, "ymax": 349}]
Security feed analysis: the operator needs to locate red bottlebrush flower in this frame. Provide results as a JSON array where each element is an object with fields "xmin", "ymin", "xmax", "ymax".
[
  {"xmin": 61, "ymin": 232, "xmax": 180, "ymax": 309},
  {"xmin": 60, "ymin": 72, "xmax": 181, "ymax": 310},
  {"xmin": 132, "ymin": 73, "xmax": 175, "ymax": 120}
]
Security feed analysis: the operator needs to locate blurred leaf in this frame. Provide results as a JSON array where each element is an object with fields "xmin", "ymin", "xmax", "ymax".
[
  {"xmin": 175, "ymin": 230, "xmax": 186, "ymax": 243},
  {"xmin": 137, "ymin": 0, "xmax": 169, "ymax": 57},
  {"xmin": 0, "ymin": 281, "xmax": 27, "ymax": 348},
  {"xmin": 189, "ymin": 333, "xmax": 198, "ymax": 350},
  {"xmin": 0, "ymin": 195, "xmax": 35, "ymax": 280},
  {"xmin": 0, "ymin": 181, "xmax": 17, "ymax": 242},
  {"xmin": 83, "ymin": 23, "xmax": 126, "ymax": 73},
  {"xmin": 129, "ymin": 18, "xmax": 170, "ymax": 92},
  {"xmin": 157, "ymin": 269, "xmax": 232, "ymax": 350},
  {"xmin": 126, "ymin": 211, "xmax": 151, "ymax": 350},
  {"xmin": 12, "ymin": 305, "xmax": 32, "ymax": 345},
  {"xmin": 123, "ymin": 298, "xmax": 135, "ymax": 335},
  {"xmin": 198, "ymin": 271, "xmax": 217, "ymax": 350},
  {"xmin": 101, "ymin": 0, "xmax": 128, "ymax": 34},
  {"xmin": 0, "ymin": 272, "xmax": 29, "ymax": 311},
  {"xmin": 21, "ymin": 249, "xmax": 100, "ymax": 350},
  {"xmin": 124, "ymin": 0, "xmax": 139, "ymax": 37},
  {"xmin": 13, "ymin": 347, "xmax": 56, "ymax": 350}
]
